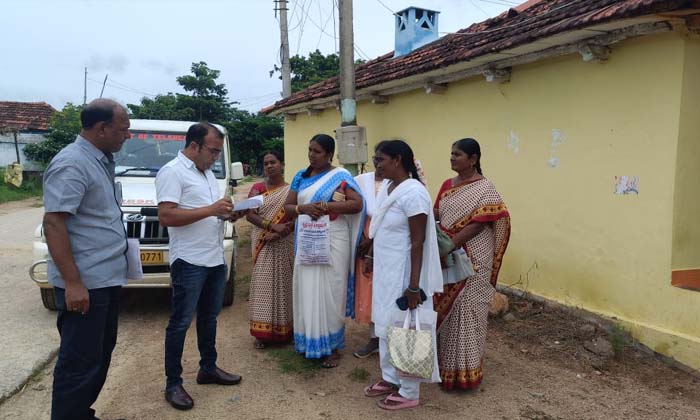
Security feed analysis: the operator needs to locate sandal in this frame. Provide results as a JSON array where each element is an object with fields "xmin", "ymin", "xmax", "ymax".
[
  {"xmin": 321, "ymin": 353, "xmax": 340, "ymax": 369},
  {"xmin": 364, "ymin": 381, "xmax": 398, "ymax": 397},
  {"xmin": 254, "ymin": 340, "xmax": 266, "ymax": 350},
  {"xmin": 353, "ymin": 338, "xmax": 379, "ymax": 359},
  {"xmin": 377, "ymin": 392, "xmax": 420, "ymax": 410}
]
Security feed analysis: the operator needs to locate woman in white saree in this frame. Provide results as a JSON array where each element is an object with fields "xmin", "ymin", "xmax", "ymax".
[
  {"xmin": 363, "ymin": 140, "xmax": 442, "ymax": 410},
  {"xmin": 283, "ymin": 134, "xmax": 364, "ymax": 368}
]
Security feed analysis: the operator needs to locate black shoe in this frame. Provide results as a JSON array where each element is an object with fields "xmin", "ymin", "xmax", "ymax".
[
  {"xmin": 165, "ymin": 384, "xmax": 194, "ymax": 410},
  {"xmin": 196, "ymin": 367, "xmax": 242, "ymax": 385}
]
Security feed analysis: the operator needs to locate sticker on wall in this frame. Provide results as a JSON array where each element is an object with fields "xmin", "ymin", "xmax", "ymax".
[
  {"xmin": 507, "ymin": 129, "xmax": 520, "ymax": 155},
  {"xmin": 547, "ymin": 129, "xmax": 567, "ymax": 168},
  {"xmin": 614, "ymin": 176, "xmax": 639, "ymax": 195}
]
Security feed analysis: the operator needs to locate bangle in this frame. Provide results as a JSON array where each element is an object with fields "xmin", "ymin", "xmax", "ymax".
[
  {"xmin": 262, "ymin": 219, "xmax": 271, "ymax": 230},
  {"xmin": 295, "ymin": 205, "xmax": 301, "ymax": 215},
  {"xmin": 407, "ymin": 286, "xmax": 420, "ymax": 293},
  {"xmin": 364, "ymin": 255, "xmax": 373, "ymax": 259}
]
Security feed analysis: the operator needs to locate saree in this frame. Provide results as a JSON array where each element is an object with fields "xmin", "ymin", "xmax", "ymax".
[
  {"xmin": 249, "ymin": 183, "xmax": 294, "ymax": 343},
  {"xmin": 433, "ymin": 177, "xmax": 510, "ymax": 390},
  {"xmin": 353, "ymin": 172, "xmax": 382, "ymax": 324},
  {"xmin": 290, "ymin": 167, "xmax": 365, "ymax": 358}
]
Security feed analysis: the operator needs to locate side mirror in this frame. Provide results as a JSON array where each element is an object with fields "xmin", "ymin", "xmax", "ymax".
[{"xmin": 231, "ymin": 162, "xmax": 244, "ymax": 181}]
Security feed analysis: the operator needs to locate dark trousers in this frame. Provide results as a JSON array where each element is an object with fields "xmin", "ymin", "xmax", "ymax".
[
  {"xmin": 51, "ymin": 286, "xmax": 121, "ymax": 420},
  {"xmin": 165, "ymin": 259, "xmax": 226, "ymax": 390}
]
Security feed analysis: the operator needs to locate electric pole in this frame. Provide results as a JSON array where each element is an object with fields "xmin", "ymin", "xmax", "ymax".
[
  {"xmin": 100, "ymin": 74, "xmax": 109, "ymax": 98},
  {"xmin": 339, "ymin": 0, "xmax": 356, "ymax": 127},
  {"xmin": 275, "ymin": 0, "xmax": 292, "ymax": 98},
  {"xmin": 83, "ymin": 67, "xmax": 87, "ymax": 106},
  {"xmin": 335, "ymin": 0, "xmax": 366, "ymax": 176}
]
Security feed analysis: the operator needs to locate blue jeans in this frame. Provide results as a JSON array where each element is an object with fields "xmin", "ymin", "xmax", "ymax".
[
  {"xmin": 165, "ymin": 259, "xmax": 226, "ymax": 390},
  {"xmin": 51, "ymin": 286, "xmax": 121, "ymax": 420}
]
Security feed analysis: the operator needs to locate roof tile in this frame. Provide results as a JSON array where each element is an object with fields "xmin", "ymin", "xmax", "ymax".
[
  {"xmin": 264, "ymin": 0, "xmax": 695, "ymax": 114},
  {"xmin": 0, "ymin": 101, "xmax": 57, "ymax": 131}
]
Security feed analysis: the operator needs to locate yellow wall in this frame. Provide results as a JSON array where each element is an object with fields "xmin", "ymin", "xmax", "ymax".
[
  {"xmin": 672, "ymin": 37, "xmax": 700, "ymax": 270},
  {"xmin": 283, "ymin": 31, "xmax": 700, "ymax": 369}
]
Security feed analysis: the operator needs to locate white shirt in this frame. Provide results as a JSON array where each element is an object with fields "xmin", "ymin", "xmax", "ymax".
[{"xmin": 156, "ymin": 151, "xmax": 224, "ymax": 267}]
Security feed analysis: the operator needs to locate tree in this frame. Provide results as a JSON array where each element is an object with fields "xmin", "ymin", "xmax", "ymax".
[
  {"xmin": 23, "ymin": 103, "xmax": 82, "ymax": 165},
  {"xmin": 127, "ymin": 94, "xmax": 190, "ymax": 121},
  {"xmin": 176, "ymin": 61, "xmax": 235, "ymax": 123},
  {"xmin": 270, "ymin": 49, "xmax": 365, "ymax": 93},
  {"xmin": 128, "ymin": 62, "xmax": 234, "ymax": 123},
  {"xmin": 223, "ymin": 110, "xmax": 283, "ymax": 170}
]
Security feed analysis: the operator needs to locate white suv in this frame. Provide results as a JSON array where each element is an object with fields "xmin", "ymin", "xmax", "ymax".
[{"xmin": 30, "ymin": 119, "xmax": 244, "ymax": 310}]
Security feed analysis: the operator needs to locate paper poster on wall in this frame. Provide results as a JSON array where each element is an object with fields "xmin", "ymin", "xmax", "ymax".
[{"xmin": 614, "ymin": 176, "xmax": 639, "ymax": 195}]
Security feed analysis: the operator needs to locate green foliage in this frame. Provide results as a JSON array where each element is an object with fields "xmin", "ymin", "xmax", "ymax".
[
  {"xmin": 268, "ymin": 349, "xmax": 321, "ymax": 379},
  {"xmin": 23, "ymin": 103, "xmax": 82, "ymax": 165},
  {"xmin": 348, "ymin": 367, "xmax": 370, "ymax": 382},
  {"xmin": 0, "ymin": 169, "xmax": 43, "ymax": 203},
  {"xmin": 127, "ymin": 94, "xmax": 191, "ymax": 121},
  {"xmin": 271, "ymin": 49, "xmax": 365, "ymax": 93},
  {"xmin": 128, "ymin": 62, "xmax": 283, "ymax": 166},
  {"xmin": 222, "ymin": 110, "xmax": 283, "ymax": 169},
  {"xmin": 128, "ymin": 62, "xmax": 234, "ymax": 123},
  {"xmin": 609, "ymin": 324, "xmax": 628, "ymax": 357}
]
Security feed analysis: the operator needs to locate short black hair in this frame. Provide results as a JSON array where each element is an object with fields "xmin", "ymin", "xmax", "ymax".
[
  {"xmin": 185, "ymin": 122, "xmax": 223, "ymax": 148},
  {"xmin": 81, "ymin": 99, "xmax": 121, "ymax": 129}
]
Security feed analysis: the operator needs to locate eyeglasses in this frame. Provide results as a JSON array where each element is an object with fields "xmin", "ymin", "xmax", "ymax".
[{"xmin": 200, "ymin": 144, "xmax": 222, "ymax": 156}]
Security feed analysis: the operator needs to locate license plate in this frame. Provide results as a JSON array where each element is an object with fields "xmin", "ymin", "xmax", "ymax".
[{"xmin": 140, "ymin": 250, "xmax": 164, "ymax": 265}]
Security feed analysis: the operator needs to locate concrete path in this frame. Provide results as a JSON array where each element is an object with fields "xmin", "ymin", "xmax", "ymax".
[{"xmin": 0, "ymin": 199, "xmax": 58, "ymax": 402}]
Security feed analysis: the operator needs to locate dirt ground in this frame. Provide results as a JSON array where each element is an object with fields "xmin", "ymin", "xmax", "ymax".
[{"xmin": 1, "ymin": 183, "xmax": 699, "ymax": 420}]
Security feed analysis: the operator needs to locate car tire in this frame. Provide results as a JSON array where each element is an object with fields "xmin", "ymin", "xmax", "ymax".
[
  {"xmin": 223, "ymin": 259, "xmax": 235, "ymax": 307},
  {"xmin": 41, "ymin": 288, "xmax": 58, "ymax": 311}
]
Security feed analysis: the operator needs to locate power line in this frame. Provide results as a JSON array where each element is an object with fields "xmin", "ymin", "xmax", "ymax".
[
  {"xmin": 87, "ymin": 77, "xmax": 157, "ymax": 98},
  {"xmin": 374, "ymin": 0, "xmax": 398, "ymax": 16},
  {"xmin": 300, "ymin": 0, "xmax": 370, "ymax": 60},
  {"xmin": 468, "ymin": 0, "xmax": 491, "ymax": 18}
]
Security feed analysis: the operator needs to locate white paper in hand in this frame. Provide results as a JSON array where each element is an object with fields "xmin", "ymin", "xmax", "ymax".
[
  {"xmin": 126, "ymin": 238, "xmax": 144, "ymax": 280},
  {"xmin": 297, "ymin": 214, "xmax": 331, "ymax": 265},
  {"xmin": 233, "ymin": 195, "xmax": 264, "ymax": 211}
]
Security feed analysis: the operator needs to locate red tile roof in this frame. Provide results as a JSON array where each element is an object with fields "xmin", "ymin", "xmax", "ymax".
[
  {"xmin": 0, "ymin": 101, "xmax": 57, "ymax": 131},
  {"xmin": 264, "ymin": 0, "xmax": 696, "ymax": 114}
]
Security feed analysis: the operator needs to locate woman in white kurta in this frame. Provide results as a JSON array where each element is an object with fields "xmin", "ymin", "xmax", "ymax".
[
  {"xmin": 363, "ymin": 140, "xmax": 442, "ymax": 410},
  {"xmin": 283, "ymin": 134, "xmax": 364, "ymax": 368}
]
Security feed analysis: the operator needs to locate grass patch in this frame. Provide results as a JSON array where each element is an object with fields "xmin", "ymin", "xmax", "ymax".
[
  {"xmin": 0, "ymin": 169, "xmax": 43, "ymax": 204},
  {"xmin": 268, "ymin": 349, "xmax": 321, "ymax": 379},
  {"xmin": 236, "ymin": 236, "xmax": 251, "ymax": 248},
  {"xmin": 241, "ymin": 175, "xmax": 254, "ymax": 183},
  {"xmin": 348, "ymin": 367, "xmax": 370, "ymax": 382},
  {"xmin": 609, "ymin": 324, "xmax": 628, "ymax": 357},
  {"xmin": 234, "ymin": 275, "xmax": 251, "ymax": 299}
]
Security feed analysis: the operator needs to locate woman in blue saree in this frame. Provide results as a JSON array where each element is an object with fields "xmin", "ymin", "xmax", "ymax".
[{"xmin": 283, "ymin": 134, "xmax": 364, "ymax": 368}]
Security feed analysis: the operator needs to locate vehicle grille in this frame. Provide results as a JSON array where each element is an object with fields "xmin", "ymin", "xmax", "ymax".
[{"xmin": 123, "ymin": 214, "xmax": 169, "ymax": 245}]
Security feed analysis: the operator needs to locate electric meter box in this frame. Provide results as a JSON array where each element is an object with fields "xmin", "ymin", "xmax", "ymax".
[{"xmin": 334, "ymin": 125, "xmax": 368, "ymax": 165}]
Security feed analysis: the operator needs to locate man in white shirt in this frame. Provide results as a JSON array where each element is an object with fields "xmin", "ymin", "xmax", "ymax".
[{"xmin": 156, "ymin": 122, "xmax": 245, "ymax": 411}]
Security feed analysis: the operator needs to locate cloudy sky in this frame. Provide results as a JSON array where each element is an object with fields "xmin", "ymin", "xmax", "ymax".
[{"xmin": 0, "ymin": 0, "xmax": 512, "ymax": 112}]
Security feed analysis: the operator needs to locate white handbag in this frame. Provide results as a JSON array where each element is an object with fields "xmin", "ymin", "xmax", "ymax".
[
  {"xmin": 387, "ymin": 309, "xmax": 435, "ymax": 379},
  {"xmin": 442, "ymin": 247, "xmax": 475, "ymax": 284}
]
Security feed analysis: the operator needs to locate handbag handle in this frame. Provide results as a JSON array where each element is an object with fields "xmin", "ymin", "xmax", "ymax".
[{"xmin": 402, "ymin": 307, "xmax": 422, "ymax": 331}]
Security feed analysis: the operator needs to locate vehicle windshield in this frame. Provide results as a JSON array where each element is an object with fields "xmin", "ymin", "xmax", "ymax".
[{"xmin": 114, "ymin": 130, "xmax": 225, "ymax": 178}]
